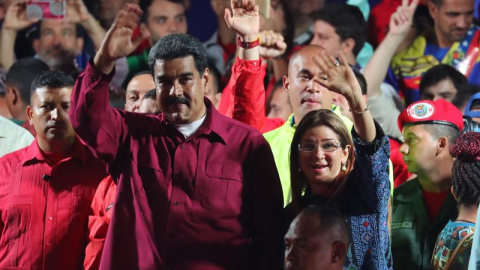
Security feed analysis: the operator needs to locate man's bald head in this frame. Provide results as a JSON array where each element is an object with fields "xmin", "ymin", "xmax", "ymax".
[
  {"xmin": 285, "ymin": 45, "xmax": 334, "ymax": 124},
  {"xmin": 284, "ymin": 206, "xmax": 349, "ymax": 270}
]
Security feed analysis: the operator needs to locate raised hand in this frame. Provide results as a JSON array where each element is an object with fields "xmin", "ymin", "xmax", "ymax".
[
  {"xmin": 258, "ymin": 30, "xmax": 287, "ymax": 59},
  {"xmin": 224, "ymin": 0, "xmax": 259, "ymax": 39},
  {"xmin": 3, "ymin": 0, "xmax": 38, "ymax": 31},
  {"xmin": 94, "ymin": 4, "xmax": 146, "ymax": 74},
  {"xmin": 314, "ymin": 50, "xmax": 360, "ymax": 99},
  {"xmin": 389, "ymin": 0, "xmax": 419, "ymax": 37},
  {"xmin": 64, "ymin": 0, "xmax": 90, "ymax": 23}
]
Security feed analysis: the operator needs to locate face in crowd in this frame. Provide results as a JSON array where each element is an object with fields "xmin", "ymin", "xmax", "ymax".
[
  {"xmin": 125, "ymin": 73, "xmax": 156, "ymax": 112},
  {"xmin": 143, "ymin": 0, "xmax": 187, "ymax": 45},
  {"xmin": 153, "ymin": 56, "xmax": 208, "ymax": 124},
  {"xmin": 33, "ymin": 20, "xmax": 83, "ymax": 71},
  {"xmin": 284, "ymin": 46, "xmax": 334, "ymax": 123},
  {"xmin": 428, "ymin": 0, "xmax": 474, "ymax": 44},
  {"xmin": 284, "ymin": 209, "xmax": 348, "ymax": 270},
  {"xmin": 27, "ymin": 86, "xmax": 75, "ymax": 151}
]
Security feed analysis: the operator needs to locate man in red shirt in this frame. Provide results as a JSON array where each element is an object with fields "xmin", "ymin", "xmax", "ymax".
[
  {"xmin": 0, "ymin": 70, "xmax": 107, "ymax": 269},
  {"xmin": 83, "ymin": 71, "xmax": 156, "ymax": 270},
  {"xmin": 70, "ymin": 3, "xmax": 283, "ymax": 270}
]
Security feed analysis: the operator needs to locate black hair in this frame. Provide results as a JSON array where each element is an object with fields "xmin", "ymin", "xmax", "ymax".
[
  {"xmin": 30, "ymin": 70, "xmax": 75, "ymax": 99},
  {"xmin": 313, "ymin": 3, "xmax": 366, "ymax": 56},
  {"xmin": 140, "ymin": 0, "xmax": 186, "ymax": 23},
  {"xmin": 299, "ymin": 206, "xmax": 350, "ymax": 245},
  {"xmin": 143, "ymin": 89, "xmax": 157, "ymax": 100},
  {"xmin": 451, "ymin": 132, "xmax": 480, "ymax": 206},
  {"xmin": 148, "ymin": 34, "xmax": 207, "ymax": 76},
  {"xmin": 452, "ymin": 84, "xmax": 480, "ymax": 110},
  {"xmin": 207, "ymin": 61, "xmax": 222, "ymax": 94},
  {"xmin": 419, "ymin": 64, "xmax": 469, "ymax": 98},
  {"xmin": 6, "ymin": 58, "xmax": 50, "ymax": 106}
]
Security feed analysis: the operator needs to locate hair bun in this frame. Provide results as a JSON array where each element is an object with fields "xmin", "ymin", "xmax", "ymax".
[{"xmin": 451, "ymin": 132, "xmax": 480, "ymax": 161}]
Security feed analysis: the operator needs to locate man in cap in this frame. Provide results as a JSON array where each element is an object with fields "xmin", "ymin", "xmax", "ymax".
[{"xmin": 392, "ymin": 99, "xmax": 463, "ymax": 270}]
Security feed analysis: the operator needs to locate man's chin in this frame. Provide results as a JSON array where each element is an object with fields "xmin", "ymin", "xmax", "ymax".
[{"xmin": 164, "ymin": 112, "xmax": 190, "ymax": 124}]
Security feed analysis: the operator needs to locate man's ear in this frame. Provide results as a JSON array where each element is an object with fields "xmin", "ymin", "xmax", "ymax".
[
  {"xmin": 436, "ymin": 136, "xmax": 448, "ymax": 156},
  {"xmin": 283, "ymin": 75, "xmax": 290, "ymax": 93},
  {"xmin": 6, "ymin": 86, "xmax": 19, "ymax": 105},
  {"xmin": 341, "ymin": 38, "xmax": 355, "ymax": 55},
  {"xmin": 203, "ymin": 68, "xmax": 210, "ymax": 94},
  {"xmin": 331, "ymin": 241, "xmax": 347, "ymax": 263},
  {"xmin": 428, "ymin": 2, "xmax": 438, "ymax": 19},
  {"xmin": 26, "ymin": 106, "xmax": 34, "ymax": 125}
]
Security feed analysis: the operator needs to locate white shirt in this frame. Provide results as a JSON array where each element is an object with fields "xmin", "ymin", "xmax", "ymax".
[{"xmin": 0, "ymin": 116, "xmax": 34, "ymax": 157}]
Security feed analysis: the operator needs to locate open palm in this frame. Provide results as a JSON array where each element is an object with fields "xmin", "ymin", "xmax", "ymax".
[{"xmin": 224, "ymin": 0, "xmax": 259, "ymax": 37}]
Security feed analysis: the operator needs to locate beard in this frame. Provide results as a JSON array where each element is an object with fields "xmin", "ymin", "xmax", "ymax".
[{"xmin": 40, "ymin": 46, "xmax": 77, "ymax": 72}]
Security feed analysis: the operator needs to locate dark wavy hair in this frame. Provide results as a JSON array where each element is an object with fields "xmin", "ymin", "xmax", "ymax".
[
  {"xmin": 290, "ymin": 109, "xmax": 355, "ymax": 213},
  {"xmin": 451, "ymin": 132, "xmax": 480, "ymax": 206},
  {"xmin": 148, "ymin": 34, "xmax": 208, "ymax": 76}
]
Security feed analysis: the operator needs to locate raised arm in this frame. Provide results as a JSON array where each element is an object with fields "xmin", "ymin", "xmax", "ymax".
[
  {"xmin": 63, "ymin": 0, "xmax": 106, "ymax": 50},
  {"xmin": 69, "ymin": 4, "xmax": 147, "ymax": 163},
  {"xmin": 0, "ymin": 0, "xmax": 38, "ymax": 70},
  {"xmin": 222, "ymin": 1, "xmax": 286, "ymax": 131},
  {"xmin": 315, "ymin": 50, "xmax": 376, "ymax": 142},
  {"xmin": 363, "ymin": 0, "xmax": 418, "ymax": 99}
]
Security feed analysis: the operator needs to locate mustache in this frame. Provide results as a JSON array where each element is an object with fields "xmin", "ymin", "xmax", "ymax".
[
  {"xmin": 166, "ymin": 96, "xmax": 190, "ymax": 105},
  {"xmin": 46, "ymin": 121, "xmax": 67, "ymax": 129}
]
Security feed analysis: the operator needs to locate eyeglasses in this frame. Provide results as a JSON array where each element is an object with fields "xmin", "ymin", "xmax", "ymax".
[{"xmin": 298, "ymin": 141, "xmax": 341, "ymax": 153}]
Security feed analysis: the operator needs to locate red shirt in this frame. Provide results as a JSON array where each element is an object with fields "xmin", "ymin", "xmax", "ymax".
[
  {"xmin": 218, "ymin": 58, "xmax": 284, "ymax": 133},
  {"xmin": 84, "ymin": 176, "xmax": 116, "ymax": 270},
  {"xmin": 0, "ymin": 138, "xmax": 107, "ymax": 269},
  {"xmin": 422, "ymin": 189, "xmax": 451, "ymax": 222},
  {"xmin": 69, "ymin": 63, "xmax": 284, "ymax": 270}
]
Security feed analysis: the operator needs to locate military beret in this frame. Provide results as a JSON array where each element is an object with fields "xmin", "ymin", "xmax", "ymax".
[{"xmin": 398, "ymin": 99, "xmax": 464, "ymax": 131}]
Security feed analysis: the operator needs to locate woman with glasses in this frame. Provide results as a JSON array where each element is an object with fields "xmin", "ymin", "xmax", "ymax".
[{"xmin": 284, "ymin": 50, "xmax": 392, "ymax": 269}]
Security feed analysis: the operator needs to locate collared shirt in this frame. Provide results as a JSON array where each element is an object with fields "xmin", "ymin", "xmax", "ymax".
[
  {"xmin": 84, "ymin": 175, "xmax": 116, "ymax": 270},
  {"xmin": 392, "ymin": 178, "xmax": 458, "ymax": 270},
  {"xmin": 0, "ymin": 137, "xmax": 107, "ymax": 269},
  {"xmin": 70, "ymin": 62, "xmax": 284, "ymax": 270}
]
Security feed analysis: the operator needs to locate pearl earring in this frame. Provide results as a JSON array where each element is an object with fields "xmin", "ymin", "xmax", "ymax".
[{"xmin": 341, "ymin": 164, "xmax": 347, "ymax": 172}]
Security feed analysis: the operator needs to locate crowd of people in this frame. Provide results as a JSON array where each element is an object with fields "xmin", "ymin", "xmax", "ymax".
[{"xmin": 1, "ymin": 0, "xmax": 480, "ymax": 269}]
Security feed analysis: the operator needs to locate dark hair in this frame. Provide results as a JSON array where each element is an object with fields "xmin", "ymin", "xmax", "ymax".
[
  {"xmin": 451, "ymin": 132, "xmax": 480, "ymax": 206},
  {"xmin": 143, "ymin": 88, "xmax": 157, "ymax": 100},
  {"xmin": 6, "ymin": 58, "xmax": 50, "ymax": 105},
  {"xmin": 148, "ymin": 34, "xmax": 208, "ymax": 76},
  {"xmin": 419, "ymin": 65, "xmax": 468, "ymax": 98},
  {"xmin": 452, "ymin": 84, "xmax": 480, "ymax": 110},
  {"xmin": 30, "ymin": 70, "xmax": 75, "ymax": 98},
  {"xmin": 140, "ymin": 0, "xmax": 186, "ymax": 23},
  {"xmin": 313, "ymin": 3, "xmax": 366, "ymax": 56},
  {"xmin": 299, "ymin": 206, "xmax": 350, "ymax": 245},
  {"xmin": 430, "ymin": 0, "xmax": 444, "ymax": 7},
  {"xmin": 290, "ymin": 110, "xmax": 355, "ymax": 213},
  {"xmin": 207, "ymin": 61, "xmax": 222, "ymax": 94},
  {"xmin": 423, "ymin": 124, "xmax": 460, "ymax": 145}
]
